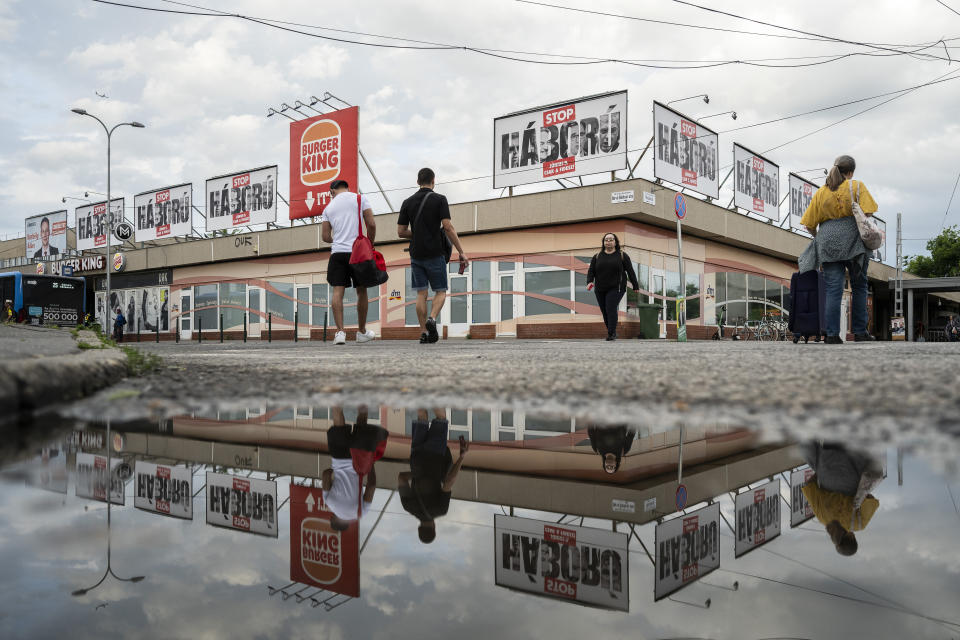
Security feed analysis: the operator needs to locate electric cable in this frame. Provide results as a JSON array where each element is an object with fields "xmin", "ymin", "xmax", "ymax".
[
  {"xmin": 936, "ymin": 0, "xmax": 960, "ymax": 18},
  {"xmin": 939, "ymin": 170, "xmax": 960, "ymax": 230}
]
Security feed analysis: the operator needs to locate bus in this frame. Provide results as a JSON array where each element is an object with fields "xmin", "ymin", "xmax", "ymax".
[{"xmin": 0, "ymin": 272, "xmax": 86, "ymax": 327}]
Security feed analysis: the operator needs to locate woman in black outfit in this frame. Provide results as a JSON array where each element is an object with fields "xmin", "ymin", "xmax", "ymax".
[{"xmin": 586, "ymin": 233, "xmax": 640, "ymax": 341}]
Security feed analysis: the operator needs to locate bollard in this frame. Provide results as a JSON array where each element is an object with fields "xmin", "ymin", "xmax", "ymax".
[
  {"xmin": 323, "ymin": 311, "xmax": 328, "ymax": 343},
  {"xmin": 138, "ymin": 319, "xmax": 141, "ymax": 342},
  {"xmin": 268, "ymin": 313, "xmax": 272, "ymax": 343},
  {"xmin": 198, "ymin": 316, "xmax": 202, "ymax": 344},
  {"xmin": 243, "ymin": 314, "xmax": 247, "ymax": 343},
  {"xmin": 294, "ymin": 310, "xmax": 298, "ymax": 343},
  {"xmin": 156, "ymin": 322, "xmax": 159, "ymax": 343},
  {"xmin": 176, "ymin": 321, "xmax": 180, "ymax": 344},
  {"xmin": 220, "ymin": 313, "xmax": 224, "ymax": 343}
]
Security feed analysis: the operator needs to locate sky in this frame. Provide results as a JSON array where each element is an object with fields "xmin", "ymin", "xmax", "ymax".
[{"xmin": 0, "ymin": 0, "xmax": 958, "ymax": 264}]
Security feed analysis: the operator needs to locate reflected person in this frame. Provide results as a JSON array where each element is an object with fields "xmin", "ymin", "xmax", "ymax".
[
  {"xmin": 587, "ymin": 423, "xmax": 634, "ymax": 474},
  {"xmin": 801, "ymin": 441, "xmax": 884, "ymax": 556},
  {"xmin": 322, "ymin": 405, "xmax": 388, "ymax": 531},
  {"xmin": 398, "ymin": 409, "xmax": 469, "ymax": 543}
]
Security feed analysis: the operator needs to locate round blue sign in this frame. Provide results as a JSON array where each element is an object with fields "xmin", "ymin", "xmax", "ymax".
[
  {"xmin": 674, "ymin": 193, "xmax": 687, "ymax": 220},
  {"xmin": 675, "ymin": 484, "xmax": 688, "ymax": 511}
]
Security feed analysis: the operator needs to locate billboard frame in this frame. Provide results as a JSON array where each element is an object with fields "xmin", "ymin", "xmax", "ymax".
[
  {"xmin": 732, "ymin": 142, "xmax": 780, "ymax": 221},
  {"xmin": 25, "ymin": 210, "xmax": 69, "ymax": 259},
  {"xmin": 651, "ymin": 100, "xmax": 720, "ymax": 201},
  {"xmin": 732, "ymin": 478, "xmax": 782, "ymax": 558},
  {"xmin": 653, "ymin": 501, "xmax": 720, "ymax": 602},
  {"xmin": 787, "ymin": 171, "xmax": 819, "ymax": 235},
  {"xmin": 133, "ymin": 182, "xmax": 194, "ymax": 243},
  {"xmin": 204, "ymin": 164, "xmax": 278, "ymax": 232}
]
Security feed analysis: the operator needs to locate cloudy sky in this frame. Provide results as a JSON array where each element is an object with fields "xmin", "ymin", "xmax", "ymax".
[{"xmin": 1, "ymin": 0, "xmax": 958, "ymax": 263}]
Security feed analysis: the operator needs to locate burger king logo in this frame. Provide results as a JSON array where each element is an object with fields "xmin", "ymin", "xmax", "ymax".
[
  {"xmin": 300, "ymin": 517, "xmax": 342, "ymax": 584},
  {"xmin": 300, "ymin": 119, "xmax": 342, "ymax": 186},
  {"xmin": 113, "ymin": 252, "xmax": 125, "ymax": 272}
]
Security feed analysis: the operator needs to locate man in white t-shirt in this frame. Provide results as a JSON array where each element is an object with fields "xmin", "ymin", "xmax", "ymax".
[
  {"xmin": 320, "ymin": 180, "xmax": 377, "ymax": 345},
  {"xmin": 321, "ymin": 406, "xmax": 386, "ymax": 530}
]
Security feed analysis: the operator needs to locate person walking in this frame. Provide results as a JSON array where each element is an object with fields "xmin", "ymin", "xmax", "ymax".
[
  {"xmin": 113, "ymin": 307, "xmax": 126, "ymax": 342},
  {"xmin": 321, "ymin": 179, "xmax": 377, "ymax": 345},
  {"xmin": 397, "ymin": 168, "xmax": 468, "ymax": 344},
  {"xmin": 2, "ymin": 300, "xmax": 13, "ymax": 323},
  {"xmin": 321, "ymin": 405, "xmax": 388, "ymax": 531},
  {"xmin": 799, "ymin": 155, "xmax": 879, "ymax": 343},
  {"xmin": 586, "ymin": 233, "xmax": 639, "ymax": 341}
]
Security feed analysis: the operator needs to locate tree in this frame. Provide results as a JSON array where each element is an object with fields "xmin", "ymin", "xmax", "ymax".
[{"xmin": 905, "ymin": 226, "xmax": 960, "ymax": 278}]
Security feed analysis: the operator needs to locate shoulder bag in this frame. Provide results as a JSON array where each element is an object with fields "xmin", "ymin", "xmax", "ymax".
[
  {"xmin": 348, "ymin": 194, "xmax": 389, "ymax": 286},
  {"xmin": 849, "ymin": 180, "xmax": 883, "ymax": 250}
]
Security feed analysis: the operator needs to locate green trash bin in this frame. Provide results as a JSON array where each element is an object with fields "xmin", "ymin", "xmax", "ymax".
[{"xmin": 633, "ymin": 302, "xmax": 661, "ymax": 339}]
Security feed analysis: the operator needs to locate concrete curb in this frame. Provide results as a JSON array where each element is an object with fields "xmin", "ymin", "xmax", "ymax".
[{"xmin": 0, "ymin": 346, "xmax": 128, "ymax": 412}]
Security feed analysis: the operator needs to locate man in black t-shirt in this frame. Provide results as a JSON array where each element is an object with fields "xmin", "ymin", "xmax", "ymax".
[
  {"xmin": 397, "ymin": 168, "xmax": 469, "ymax": 344},
  {"xmin": 398, "ymin": 408, "xmax": 469, "ymax": 543}
]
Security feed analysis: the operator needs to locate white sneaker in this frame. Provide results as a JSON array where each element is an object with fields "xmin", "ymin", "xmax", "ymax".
[
  {"xmin": 356, "ymin": 329, "xmax": 376, "ymax": 343},
  {"xmin": 333, "ymin": 330, "xmax": 346, "ymax": 345}
]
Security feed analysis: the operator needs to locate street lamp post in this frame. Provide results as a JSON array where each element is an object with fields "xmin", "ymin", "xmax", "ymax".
[{"xmin": 70, "ymin": 109, "xmax": 144, "ymax": 337}]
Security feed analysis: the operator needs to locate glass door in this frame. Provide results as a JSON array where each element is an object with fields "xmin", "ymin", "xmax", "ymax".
[
  {"xmin": 446, "ymin": 270, "xmax": 470, "ymax": 337},
  {"xmin": 179, "ymin": 291, "xmax": 192, "ymax": 340},
  {"xmin": 499, "ymin": 274, "xmax": 516, "ymax": 335},
  {"xmin": 248, "ymin": 287, "xmax": 262, "ymax": 338},
  {"xmin": 296, "ymin": 286, "xmax": 310, "ymax": 339}
]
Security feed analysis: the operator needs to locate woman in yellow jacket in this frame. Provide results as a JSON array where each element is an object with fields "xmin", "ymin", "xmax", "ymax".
[{"xmin": 799, "ymin": 155, "xmax": 879, "ymax": 343}]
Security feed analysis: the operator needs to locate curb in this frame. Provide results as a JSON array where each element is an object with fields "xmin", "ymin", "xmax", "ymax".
[{"xmin": 0, "ymin": 347, "xmax": 129, "ymax": 413}]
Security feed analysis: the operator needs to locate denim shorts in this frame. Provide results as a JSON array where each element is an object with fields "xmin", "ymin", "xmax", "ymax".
[{"xmin": 410, "ymin": 255, "xmax": 448, "ymax": 292}]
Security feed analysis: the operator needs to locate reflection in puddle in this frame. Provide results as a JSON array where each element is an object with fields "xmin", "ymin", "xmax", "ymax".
[{"xmin": 1, "ymin": 403, "xmax": 958, "ymax": 638}]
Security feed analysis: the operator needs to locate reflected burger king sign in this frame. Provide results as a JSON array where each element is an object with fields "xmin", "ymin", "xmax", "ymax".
[
  {"xmin": 289, "ymin": 106, "xmax": 359, "ymax": 221},
  {"xmin": 289, "ymin": 483, "xmax": 359, "ymax": 597}
]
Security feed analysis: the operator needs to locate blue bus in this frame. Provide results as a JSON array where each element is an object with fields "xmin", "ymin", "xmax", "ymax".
[{"xmin": 0, "ymin": 272, "xmax": 86, "ymax": 326}]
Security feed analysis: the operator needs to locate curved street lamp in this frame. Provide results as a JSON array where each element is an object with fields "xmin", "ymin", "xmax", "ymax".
[{"xmin": 70, "ymin": 109, "xmax": 144, "ymax": 335}]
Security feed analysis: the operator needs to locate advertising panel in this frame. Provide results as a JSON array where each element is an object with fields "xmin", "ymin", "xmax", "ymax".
[
  {"xmin": 494, "ymin": 90, "xmax": 627, "ymax": 189},
  {"xmin": 25, "ymin": 210, "xmax": 68, "ymax": 259},
  {"xmin": 733, "ymin": 144, "xmax": 779, "ymax": 220},
  {"xmin": 206, "ymin": 472, "xmax": 278, "ymax": 537},
  {"xmin": 75, "ymin": 199, "xmax": 125, "ymax": 251},
  {"xmin": 870, "ymin": 216, "xmax": 887, "ymax": 263},
  {"xmin": 75, "ymin": 452, "xmax": 125, "ymax": 505},
  {"xmin": 653, "ymin": 101, "xmax": 719, "ymax": 200},
  {"xmin": 494, "ymin": 514, "xmax": 629, "ymax": 611},
  {"xmin": 790, "ymin": 467, "xmax": 816, "ymax": 527},
  {"xmin": 21, "ymin": 276, "xmax": 84, "ymax": 327},
  {"xmin": 134, "ymin": 183, "xmax": 193, "ymax": 242},
  {"xmin": 26, "ymin": 448, "xmax": 68, "ymax": 494},
  {"xmin": 134, "ymin": 461, "xmax": 193, "ymax": 520},
  {"xmin": 289, "ymin": 107, "xmax": 359, "ymax": 219},
  {"xmin": 289, "ymin": 483, "xmax": 359, "ymax": 597},
  {"xmin": 734, "ymin": 479, "xmax": 781, "ymax": 558},
  {"xmin": 654, "ymin": 502, "xmax": 720, "ymax": 601},
  {"xmin": 788, "ymin": 173, "xmax": 817, "ymax": 233},
  {"xmin": 205, "ymin": 165, "xmax": 277, "ymax": 231}
]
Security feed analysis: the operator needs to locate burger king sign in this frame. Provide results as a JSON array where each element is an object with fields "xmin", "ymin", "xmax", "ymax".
[
  {"xmin": 289, "ymin": 483, "xmax": 360, "ymax": 597},
  {"xmin": 289, "ymin": 106, "xmax": 359, "ymax": 220}
]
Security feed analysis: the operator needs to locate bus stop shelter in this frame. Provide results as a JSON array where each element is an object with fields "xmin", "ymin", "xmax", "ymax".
[{"xmin": 896, "ymin": 276, "xmax": 960, "ymax": 341}]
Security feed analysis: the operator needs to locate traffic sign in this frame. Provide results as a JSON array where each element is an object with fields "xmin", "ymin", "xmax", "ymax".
[
  {"xmin": 674, "ymin": 193, "xmax": 687, "ymax": 220},
  {"xmin": 675, "ymin": 484, "xmax": 688, "ymax": 511},
  {"xmin": 114, "ymin": 221, "xmax": 133, "ymax": 241},
  {"xmin": 61, "ymin": 265, "xmax": 74, "ymax": 277}
]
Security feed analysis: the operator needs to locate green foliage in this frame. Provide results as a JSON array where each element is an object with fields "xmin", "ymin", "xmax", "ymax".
[
  {"xmin": 120, "ymin": 346, "xmax": 162, "ymax": 376},
  {"xmin": 905, "ymin": 226, "xmax": 960, "ymax": 277}
]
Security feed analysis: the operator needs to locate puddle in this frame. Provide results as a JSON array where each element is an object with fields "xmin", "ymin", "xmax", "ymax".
[{"xmin": 0, "ymin": 403, "xmax": 958, "ymax": 638}]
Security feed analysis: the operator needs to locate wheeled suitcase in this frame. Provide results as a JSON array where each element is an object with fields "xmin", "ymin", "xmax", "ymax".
[{"xmin": 788, "ymin": 270, "xmax": 826, "ymax": 343}]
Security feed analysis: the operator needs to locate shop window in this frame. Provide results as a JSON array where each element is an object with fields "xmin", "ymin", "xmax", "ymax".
[
  {"xmin": 525, "ymin": 415, "xmax": 572, "ymax": 432},
  {"xmin": 574, "ymin": 272, "xmax": 594, "ymax": 310},
  {"xmin": 524, "ymin": 270, "xmax": 571, "ymax": 316},
  {"xmin": 523, "ymin": 258, "xmax": 552, "ymax": 269},
  {"xmin": 472, "ymin": 261, "xmax": 491, "ymax": 323},
  {"xmin": 193, "ymin": 284, "xmax": 218, "ymax": 331},
  {"xmin": 450, "ymin": 278, "xmax": 467, "ymax": 323},
  {"xmin": 473, "ymin": 410, "xmax": 491, "ymax": 441},
  {"xmin": 343, "ymin": 286, "xmax": 380, "ymax": 326},
  {"xmin": 404, "ymin": 268, "xmax": 430, "ymax": 326},
  {"xmin": 686, "ymin": 274, "xmax": 700, "ymax": 321},
  {"xmin": 716, "ymin": 272, "xmax": 727, "ymax": 303},
  {"xmin": 312, "ymin": 284, "xmax": 328, "ymax": 325},
  {"xmin": 637, "ymin": 263, "xmax": 650, "ymax": 304},
  {"xmin": 665, "ymin": 271, "xmax": 681, "ymax": 321},
  {"xmin": 498, "ymin": 261, "xmax": 515, "ymax": 272},
  {"xmin": 765, "ymin": 279, "xmax": 783, "ymax": 311},
  {"xmin": 266, "ymin": 282, "xmax": 295, "ymax": 322},
  {"xmin": 726, "ymin": 273, "xmax": 747, "ymax": 323},
  {"xmin": 220, "ymin": 282, "xmax": 246, "ymax": 330}
]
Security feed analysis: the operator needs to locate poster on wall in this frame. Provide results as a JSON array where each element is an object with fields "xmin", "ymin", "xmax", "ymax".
[
  {"xmin": 654, "ymin": 502, "xmax": 720, "ymax": 601},
  {"xmin": 790, "ymin": 467, "xmax": 816, "ymax": 527},
  {"xmin": 289, "ymin": 107, "xmax": 359, "ymax": 219},
  {"xmin": 733, "ymin": 144, "xmax": 779, "ymax": 220},
  {"xmin": 494, "ymin": 514, "xmax": 629, "ymax": 611},
  {"xmin": 734, "ymin": 479, "xmax": 781, "ymax": 557},
  {"xmin": 788, "ymin": 173, "xmax": 817, "ymax": 234},
  {"xmin": 494, "ymin": 90, "xmax": 628, "ymax": 189},
  {"xmin": 289, "ymin": 483, "xmax": 359, "ymax": 597},
  {"xmin": 75, "ymin": 199, "xmax": 125, "ymax": 251},
  {"xmin": 75, "ymin": 452, "xmax": 125, "ymax": 505},
  {"xmin": 206, "ymin": 472, "xmax": 278, "ymax": 537},
  {"xmin": 869, "ymin": 216, "xmax": 887, "ymax": 263},
  {"xmin": 652, "ymin": 101, "xmax": 719, "ymax": 200},
  {"xmin": 134, "ymin": 461, "xmax": 193, "ymax": 520},
  {"xmin": 134, "ymin": 183, "xmax": 193, "ymax": 242},
  {"xmin": 205, "ymin": 165, "xmax": 277, "ymax": 232},
  {"xmin": 25, "ymin": 210, "xmax": 68, "ymax": 259}
]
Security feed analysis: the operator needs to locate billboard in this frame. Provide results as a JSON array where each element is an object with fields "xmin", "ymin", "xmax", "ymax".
[
  {"xmin": 788, "ymin": 173, "xmax": 817, "ymax": 233},
  {"xmin": 790, "ymin": 467, "xmax": 816, "ymax": 527},
  {"xmin": 289, "ymin": 483, "xmax": 359, "ymax": 598},
  {"xmin": 653, "ymin": 101, "xmax": 719, "ymax": 200},
  {"xmin": 733, "ymin": 144, "xmax": 779, "ymax": 220},
  {"xmin": 289, "ymin": 107, "xmax": 359, "ymax": 219},
  {"xmin": 206, "ymin": 472, "xmax": 278, "ymax": 537},
  {"xmin": 134, "ymin": 461, "xmax": 193, "ymax": 520},
  {"xmin": 75, "ymin": 452, "xmax": 125, "ymax": 505},
  {"xmin": 134, "ymin": 183, "xmax": 193, "ymax": 242},
  {"xmin": 734, "ymin": 479, "xmax": 781, "ymax": 558},
  {"xmin": 205, "ymin": 165, "xmax": 277, "ymax": 231},
  {"xmin": 494, "ymin": 90, "xmax": 628, "ymax": 189},
  {"xmin": 26, "ymin": 447, "xmax": 68, "ymax": 494},
  {"xmin": 25, "ymin": 210, "xmax": 68, "ymax": 259},
  {"xmin": 75, "ymin": 199, "xmax": 125, "ymax": 251},
  {"xmin": 870, "ymin": 216, "xmax": 887, "ymax": 263},
  {"xmin": 494, "ymin": 514, "xmax": 629, "ymax": 611},
  {"xmin": 654, "ymin": 502, "xmax": 720, "ymax": 601}
]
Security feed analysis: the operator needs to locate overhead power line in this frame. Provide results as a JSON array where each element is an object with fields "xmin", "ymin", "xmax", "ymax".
[
  {"xmin": 940, "ymin": 170, "xmax": 960, "ymax": 230},
  {"xmin": 937, "ymin": 0, "xmax": 960, "ymax": 18}
]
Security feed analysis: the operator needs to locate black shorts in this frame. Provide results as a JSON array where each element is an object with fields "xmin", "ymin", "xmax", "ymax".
[{"xmin": 326, "ymin": 252, "xmax": 356, "ymax": 288}]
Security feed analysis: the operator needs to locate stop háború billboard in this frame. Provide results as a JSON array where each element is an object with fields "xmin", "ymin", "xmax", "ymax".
[
  {"xmin": 25, "ymin": 210, "xmax": 68, "ymax": 259},
  {"xmin": 75, "ymin": 199, "xmax": 125, "ymax": 251},
  {"xmin": 494, "ymin": 90, "xmax": 627, "ymax": 189},
  {"xmin": 289, "ymin": 107, "xmax": 359, "ymax": 219},
  {"xmin": 654, "ymin": 502, "xmax": 720, "ymax": 601},
  {"xmin": 206, "ymin": 472, "xmax": 279, "ymax": 537},
  {"xmin": 788, "ymin": 173, "xmax": 817, "ymax": 234},
  {"xmin": 733, "ymin": 144, "xmax": 779, "ymax": 220},
  {"xmin": 734, "ymin": 479, "xmax": 781, "ymax": 558},
  {"xmin": 653, "ymin": 102, "xmax": 719, "ymax": 200},
  {"xmin": 134, "ymin": 183, "xmax": 193, "ymax": 242},
  {"xmin": 205, "ymin": 165, "xmax": 277, "ymax": 231},
  {"xmin": 134, "ymin": 460, "xmax": 193, "ymax": 520}
]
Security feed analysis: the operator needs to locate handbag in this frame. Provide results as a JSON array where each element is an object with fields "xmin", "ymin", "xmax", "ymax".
[
  {"xmin": 413, "ymin": 192, "xmax": 453, "ymax": 262},
  {"xmin": 849, "ymin": 180, "xmax": 883, "ymax": 250},
  {"xmin": 348, "ymin": 194, "xmax": 389, "ymax": 286}
]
